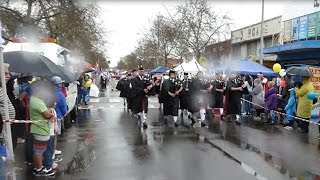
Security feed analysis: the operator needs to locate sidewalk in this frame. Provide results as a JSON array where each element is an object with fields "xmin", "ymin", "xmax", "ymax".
[{"xmin": 194, "ymin": 116, "xmax": 320, "ymax": 180}]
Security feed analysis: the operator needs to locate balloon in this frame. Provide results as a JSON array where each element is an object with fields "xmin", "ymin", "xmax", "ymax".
[
  {"xmin": 307, "ymin": 92, "xmax": 318, "ymax": 100},
  {"xmin": 279, "ymin": 69, "xmax": 286, "ymax": 77},
  {"xmin": 273, "ymin": 63, "xmax": 281, "ymax": 73}
]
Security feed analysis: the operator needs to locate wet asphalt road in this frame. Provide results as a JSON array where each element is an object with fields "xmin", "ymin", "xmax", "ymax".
[{"xmin": 5, "ymin": 88, "xmax": 320, "ymax": 180}]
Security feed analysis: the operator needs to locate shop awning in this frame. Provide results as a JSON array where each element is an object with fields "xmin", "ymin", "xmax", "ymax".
[{"xmin": 263, "ymin": 41, "xmax": 320, "ymax": 62}]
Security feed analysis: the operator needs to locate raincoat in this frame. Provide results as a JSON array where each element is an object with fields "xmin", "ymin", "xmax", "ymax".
[
  {"xmin": 284, "ymin": 89, "xmax": 296, "ymax": 121},
  {"xmin": 251, "ymin": 79, "xmax": 264, "ymax": 109},
  {"xmin": 295, "ymin": 77, "xmax": 314, "ymax": 119},
  {"xmin": 264, "ymin": 87, "xmax": 278, "ymax": 111}
]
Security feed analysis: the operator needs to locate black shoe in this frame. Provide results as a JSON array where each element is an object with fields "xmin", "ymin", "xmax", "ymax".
[
  {"xmin": 175, "ymin": 122, "xmax": 179, "ymax": 127},
  {"xmin": 201, "ymin": 122, "xmax": 206, "ymax": 127},
  {"xmin": 191, "ymin": 117, "xmax": 195, "ymax": 123},
  {"xmin": 268, "ymin": 121, "xmax": 275, "ymax": 125},
  {"xmin": 164, "ymin": 118, "xmax": 168, "ymax": 125},
  {"xmin": 236, "ymin": 120, "xmax": 241, "ymax": 125},
  {"xmin": 143, "ymin": 122, "xmax": 148, "ymax": 129},
  {"xmin": 33, "ymin": 167, "xmax": 55, "ymax": 177}
]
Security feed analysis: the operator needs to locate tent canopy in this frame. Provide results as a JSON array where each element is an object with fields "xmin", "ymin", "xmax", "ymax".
[
  {"xmin": 151, "ymin": 65, "xmax": 169, "ymax": 74},
  {"xmin": 229, "ymin": 59, "xmax": 275, "ymax": 76},
  {"xmin": 208, "ymin": 59, "xmax": 275, "ymax": 76},
  {"xmin": 173, "ymin": 59, "xmax": 206, "ymax": 73}
]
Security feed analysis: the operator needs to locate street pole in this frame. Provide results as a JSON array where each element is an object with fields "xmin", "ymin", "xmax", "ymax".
[
  {"xmin": 0, "ymin": 21, "xmax": 14, "ymax": 161},
  {"xmin": 157, "ymin": 15, "xmax": 160, "ymax": 66},
  {"xmin": 259, "ymin": 0, "xmax": 265, "ymax": 65}
]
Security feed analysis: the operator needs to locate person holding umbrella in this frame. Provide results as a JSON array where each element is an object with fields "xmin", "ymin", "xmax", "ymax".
[
  {"xmin": 295, "ymin": 76, "xmax": 314, "ymax": 133},
  {"xmin": 287, "ymin": 67, "xmax": 315, "ymax": 133}
]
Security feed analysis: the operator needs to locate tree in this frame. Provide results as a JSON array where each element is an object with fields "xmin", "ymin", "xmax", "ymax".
[
  {"xmin": 176, "ymin": 0, "xmax": 231, "ymax": 60},
  {"xmin": 0, "ymin": 0, "xmax": 108, "ymax": 67}
]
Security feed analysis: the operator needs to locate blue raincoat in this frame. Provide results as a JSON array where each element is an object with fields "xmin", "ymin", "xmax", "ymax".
[{"xmin": 284, "ymin": 89, "xmax": 296, "ymax": 121}]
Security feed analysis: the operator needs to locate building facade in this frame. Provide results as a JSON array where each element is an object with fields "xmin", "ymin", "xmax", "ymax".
[
  {"xmin": 231, "ymin": 16, "xmax": 282, "ymax": 67},
  {"xmin": 204, "ymin": 40, "xmax": 231, "ymax": 65}
]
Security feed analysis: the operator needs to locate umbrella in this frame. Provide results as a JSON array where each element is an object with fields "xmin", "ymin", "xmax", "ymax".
[
  {"xmin": 57, "ymin": 66, "xmax": 79, "ymax": 83},
  {"xmin": 286, "ymin": 66, "xmax": 313, "ymax": 77},
  {"xmin": 4, "ymin": 51, "xmax": 64, "ymax": 77}
]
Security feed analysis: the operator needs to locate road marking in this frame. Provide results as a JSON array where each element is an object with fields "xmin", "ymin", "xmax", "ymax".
[
  {"xmin": 90, "ymin": 99, "xmax": 100, "ymax": 103},
  {"xmin": 109, "ymin": 99, "xmax": 122, "ymax": 103}
]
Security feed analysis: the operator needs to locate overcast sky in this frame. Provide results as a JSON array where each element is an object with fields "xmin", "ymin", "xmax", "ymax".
[{"xmin": 99, "ymin": 0, "xmax": 319, "ymax": 67}]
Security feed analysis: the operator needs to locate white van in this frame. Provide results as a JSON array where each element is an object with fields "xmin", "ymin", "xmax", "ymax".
[{"xmin": 4, "ymin": 42, "xmax": 78, "ymax": 121}]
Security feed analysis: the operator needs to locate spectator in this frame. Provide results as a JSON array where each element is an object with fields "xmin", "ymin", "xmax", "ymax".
[
  {"xmin": 251, "ymin": 78, "xmax": 264, "ymax": 119},
  {"xmin": 51, "ymin": 76, "xmax": 67, "ymax": 158},
  {"xmin": 258, "ymin": 72, "xmax": 268, "ymax": 93},
  {"xmin": 41, "ymin": 81, "xmax": 59, "ymax": 170},
  {"xmin": 281, "ymin": 74, "xmax": 294, "ymax": 110},
  {"xmin": 264, "ymin": 81, "xmax": 278, "ymax": 124},
  {"xmin": 242, "ymin": 75, "xmax": 253, "ymax": 115},
  {"xmin": 284, "ymin": 88, "xmax": 296, "ymax": 130},
  {"xmin": 295, "ymin": 77, "xmax": 314, "ymax": 133},
  {"xmin": 29, "ymin": 81, "xmax": 55, "ymax": 176}
]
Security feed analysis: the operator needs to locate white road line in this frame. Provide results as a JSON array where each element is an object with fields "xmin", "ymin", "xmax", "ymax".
[
  {"xmin": 148, "ymin": 105, "xmax": 156, "ymax": 108},
  {"xmin": 90, "ymin": 99, "xmax": 100, "ymax": 103}
]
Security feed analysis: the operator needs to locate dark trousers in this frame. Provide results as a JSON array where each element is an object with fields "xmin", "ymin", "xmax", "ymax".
[
  {"xmin": 24, "ymin": 132, "xmax": 33, "ymax": 163},
  {"xmin": 256, "ymin": 109, "xmax": 264, "ymax": 117},
  {"xmin": 43, "ymin": 136, "xmax": 55, "ymax": 169},
  {"xmin": 298, "ymin": 117, "xmax": 309, "ymax": 133}
]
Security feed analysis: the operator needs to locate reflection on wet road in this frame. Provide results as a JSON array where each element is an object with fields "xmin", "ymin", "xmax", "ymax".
[{"xmin": 7, "ymin": 90, "xmax": 320, "ymax": 180}]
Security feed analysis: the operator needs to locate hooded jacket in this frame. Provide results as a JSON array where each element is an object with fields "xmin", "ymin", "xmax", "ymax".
[
  {"xmin": 295, "ymin": 77, "xmax": 314, "ymax": 119},
  {"xmin": 264, "ymin": 87, "xmax": 278, "ymax": 111},
  {"xmin": 284, "ymin": 89, "xmax": 296, "ymax": 121},
  {"xmin": 251, "ymin": 78, "xmax": 264, "ymax": 109}
]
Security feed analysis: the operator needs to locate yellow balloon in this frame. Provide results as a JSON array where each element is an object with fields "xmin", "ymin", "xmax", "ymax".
[{"xmin": 273, "ymin": 63, "xmax": 281, "ymax": 73}]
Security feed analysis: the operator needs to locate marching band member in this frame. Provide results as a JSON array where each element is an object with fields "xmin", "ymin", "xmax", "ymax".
[
  {"xmin": 162, "ymin": 70, "xmax": 183, "ymax": 127},
  {"xmin": 131, "ymin": 67, "xmax": 153, "ymax": 129},
  {"xmin": 179, "ymin": 72, "xmax": 193, "ymax": 123},
  {"xmin": 225, "ymin": 73, "xmax": 243, "ymax": 125}
]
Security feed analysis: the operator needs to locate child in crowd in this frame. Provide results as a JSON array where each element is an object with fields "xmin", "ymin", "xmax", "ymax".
[
  {"xmin": 284, "ymin": 88, "xmax": 296, "ymax": 130},
  {"xmin": 264, "ymin": 81, "xmax": 278, "ymax": 124}
]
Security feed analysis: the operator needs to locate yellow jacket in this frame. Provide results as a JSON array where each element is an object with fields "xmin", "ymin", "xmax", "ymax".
[{"xmin": 296, "ymin": 77, "xmax": 314, "ymax": 119}]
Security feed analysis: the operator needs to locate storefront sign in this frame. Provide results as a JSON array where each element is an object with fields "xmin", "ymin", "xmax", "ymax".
[
  {"xmin": 307, "ymin": 13, "xmax": 317, "ymax": 38},
  {"xmin": 283, "ymin": 20, "xmax": 291, "ymax": 42},
  {"xmin": 291, "ymin": 18, "xmax": 299, "ymax": 41},
  {"xmin": 298, "ymin": 16, "xmax": 308, "ymax": 39},
  {"xmin": 308, "ymin": 66, "xmax": 320, "ymax": 119}
]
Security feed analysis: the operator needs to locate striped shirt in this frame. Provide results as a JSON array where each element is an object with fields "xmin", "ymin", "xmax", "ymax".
[{"xmin": 0, "ymin": 88, "xmax": 16, "ymax": 120}]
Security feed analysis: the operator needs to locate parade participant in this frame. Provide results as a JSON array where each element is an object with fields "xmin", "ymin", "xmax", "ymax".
[
  {"xmin": 225, "ymin": 73, "xmax": 243, "ymax": 124},
  {"xmin": 116, "ymin": 74, "xmax": 130, "ymax": 106},
  {"xmin": 188, "ymin": 71, "xmax": 204, "ymax": 127},
  {"xmin": 242, "ymin": 75, "xmax": 253, "ymax": 115},
  {"xmin": 179, "ymin": 72, "xmax": 192, "ymax": 122},
  {"xmin": 213, "ymin": 73, "xmax": 225, "ymax": 117},
  {"xmin": 162, "ymin": 70, "xmax": 183, "ymax": 127},
  {"xmin": 131, "ymin": 67, "xmax": 153, "ymax": 128}
]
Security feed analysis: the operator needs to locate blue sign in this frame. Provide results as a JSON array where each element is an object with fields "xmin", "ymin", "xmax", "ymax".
[
  {"xmin": 291, "ymin": 18, "xmax": 299, "ymax": 41},
  {"xmin": 299, "ymin": 16, "xmax": 308, "ymax": 39}
]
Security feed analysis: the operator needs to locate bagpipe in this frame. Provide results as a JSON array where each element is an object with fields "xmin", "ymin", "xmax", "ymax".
[{"xmin": 143, "ymin": 76, "xmax": 156, "ymax": 96}]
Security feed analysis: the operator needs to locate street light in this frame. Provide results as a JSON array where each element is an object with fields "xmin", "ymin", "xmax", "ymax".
[
  {"xmin": 315, "ymin": 0, "xmax": 319, "ymax": 7},
  {"xmin": 259, "ymin": 0, "xmax": 265, "ymax": 65}
]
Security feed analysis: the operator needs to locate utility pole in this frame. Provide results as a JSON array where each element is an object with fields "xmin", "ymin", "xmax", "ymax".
[
  {"xmin": 259, "ymin": 0, "xmax": 265, "ymax": 65},
  {"xmin": 157, "ymin": 15, "xmax": 160, "ymax": 66},
  {"xmin": 0, "ymin": 22, "xmax": 14, "ymax": 161}
]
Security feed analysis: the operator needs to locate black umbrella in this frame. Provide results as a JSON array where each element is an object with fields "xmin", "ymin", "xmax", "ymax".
[
  {"xmin": 4, "ymin": 51, "xmax": 79, "ymax": 82},
  {"xmin": 286, "ymin": 66, "xmax": 313, "ymax": 77},
  {"xmin": 58, "ymin": 66, "xmax": 79, "ymax": 83}
]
